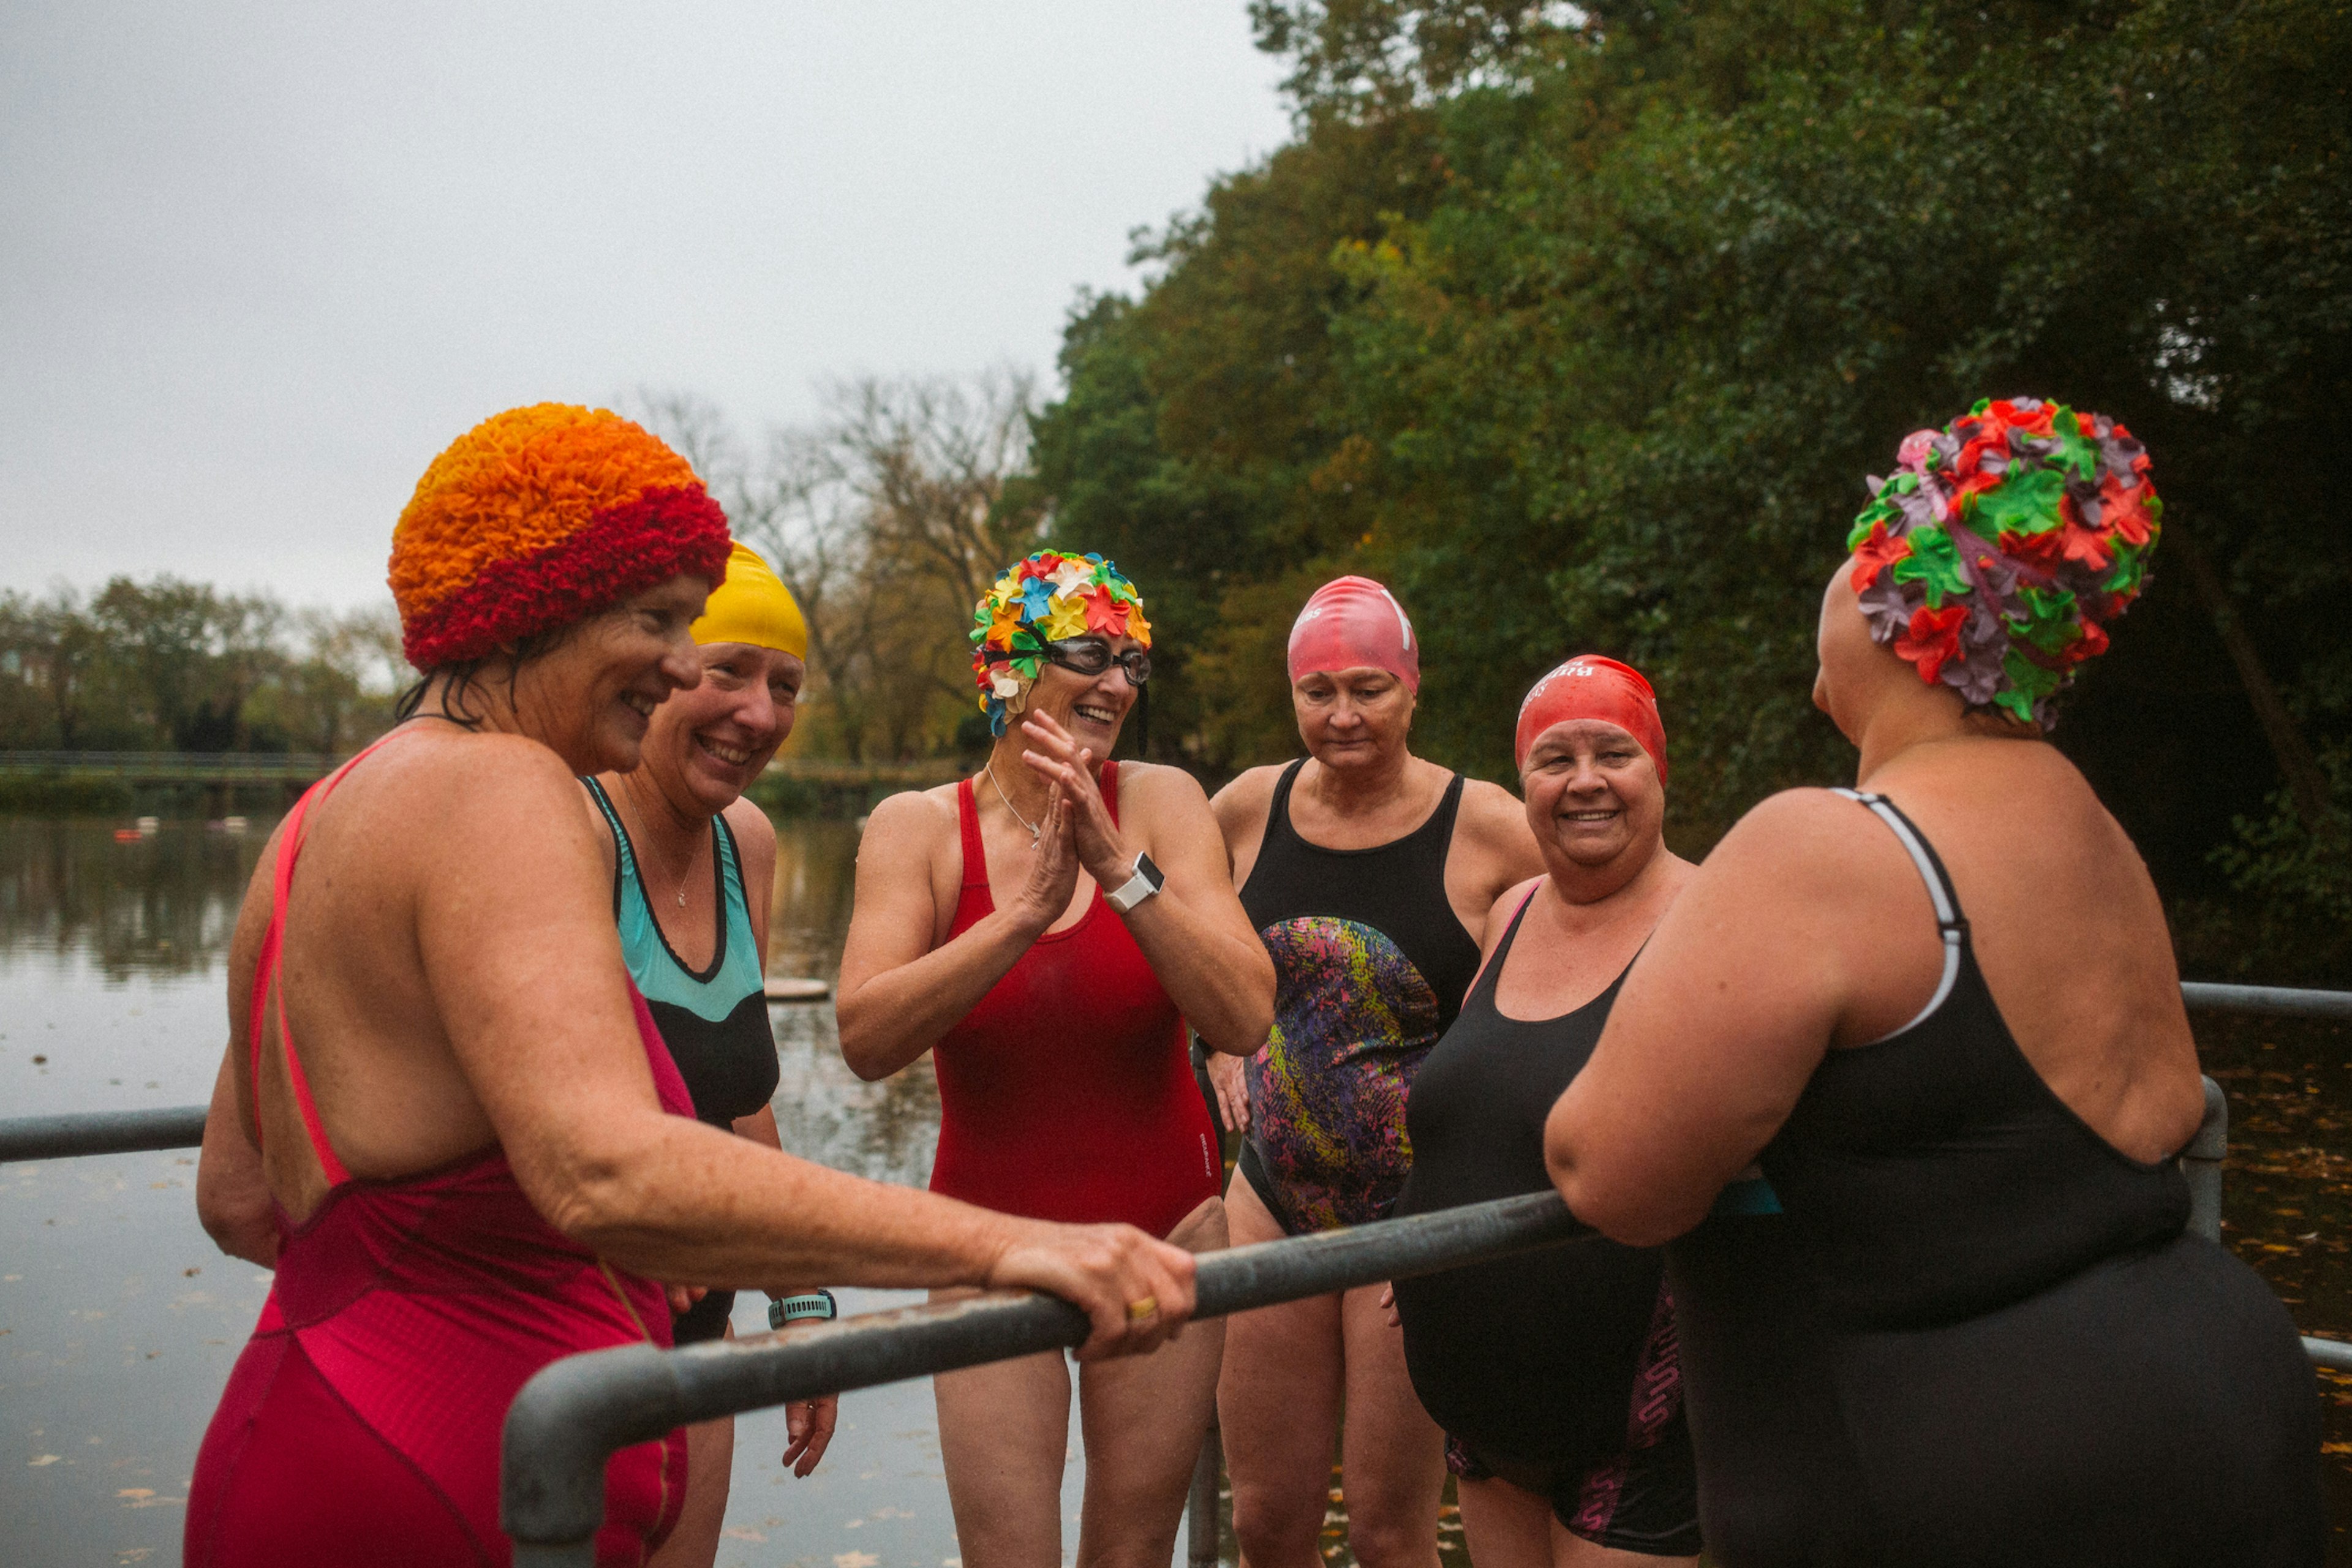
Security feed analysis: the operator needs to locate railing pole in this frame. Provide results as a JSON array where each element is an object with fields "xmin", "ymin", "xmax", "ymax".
[
  {"xmin": 0, "ymin": 1104, "xmax": 209, "ymax": 1161},
  {"xmin": 1185, "ymin": 1417, "xmax": 1221, "ymax": 1568},
  {"xmin": 502, "ymin": 1192, "xmax": 1585, "ymax": 1563},
  {"xmin": 2184, "ymin": 1074, "xmax": 2228, "ymax": 1244}
]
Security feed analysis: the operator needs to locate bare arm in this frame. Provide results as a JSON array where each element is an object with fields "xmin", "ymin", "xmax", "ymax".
[
  {"xmin": 1023, "ymin": 719, "xmax": 1275, "ymax": 1054},
  {"xmin": 195, "ymin": 1042, "xmax": 277, "ymax": 1267},
  {"xmin": 1450, "ymin": 779, "xmax": 1547, "ymax": 935},
  {"xmin": 832, "ymin": 786, "xmax": 1087, "ymax": 1080},
  {"xmin": 420, "ymin": 751, "xmax": 1194, "ymax": 1357},
  {"xmin": 197, "ymin": 822, "xmax": 285, "ymax": 1267},
  {"xmin": 1545, "ymin": 791, "xmax": 1863, "ymax": 1245}
]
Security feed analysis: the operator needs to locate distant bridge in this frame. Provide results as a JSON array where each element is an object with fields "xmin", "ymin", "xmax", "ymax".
[{"xmin": 0, "ymin": 750, "xmax": 962, "ymax": 788}]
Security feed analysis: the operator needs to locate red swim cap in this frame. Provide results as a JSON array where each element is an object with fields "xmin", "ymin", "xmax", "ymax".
[
  {"xmin": 1514, "ymin": 655, "xmax": 1668, "ymax": 782},
  {"xmin": 1287, "ymin": 576, "xmax": 1420, "ymax": 690}
]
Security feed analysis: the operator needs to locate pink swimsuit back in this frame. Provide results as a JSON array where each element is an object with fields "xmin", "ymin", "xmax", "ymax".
[{"xmin": 186, "ymin": 741, "xmax": 695, "ymax": 1567}]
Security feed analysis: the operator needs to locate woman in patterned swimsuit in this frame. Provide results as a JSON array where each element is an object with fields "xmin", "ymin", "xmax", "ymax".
[{"xmin": 1207, "ymin": 576, "xmax": 1541, "ymax": 1568}]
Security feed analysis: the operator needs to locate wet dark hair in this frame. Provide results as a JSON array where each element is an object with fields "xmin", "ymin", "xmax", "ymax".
[{"xmin": 392, "ymin": 619, "xmax": 584, "ymax": 729}]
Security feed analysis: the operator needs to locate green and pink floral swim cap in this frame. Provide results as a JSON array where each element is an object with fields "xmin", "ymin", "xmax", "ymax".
[{"xmin": 1847, "ymin": 397, "xmax": 2160, "ymax": 729}]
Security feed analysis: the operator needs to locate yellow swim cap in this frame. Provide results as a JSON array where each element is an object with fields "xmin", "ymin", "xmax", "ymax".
[{"xmin": 690, "ymin": 542, "xmax": 809, "ymax": 658}]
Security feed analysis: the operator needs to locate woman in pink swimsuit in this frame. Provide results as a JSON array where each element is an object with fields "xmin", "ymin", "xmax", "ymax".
[{"xmin": 187, "ymin": 406, "xmax": 1206, "ymax": 1568}]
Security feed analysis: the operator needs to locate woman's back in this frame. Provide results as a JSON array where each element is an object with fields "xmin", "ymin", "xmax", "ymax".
[
  {"xmin": 1848, "ymin": 739, "xmax": 2204, "ymax": 1159},
  {"xmin": 190, "ymin": 734, "xmax": 698, "ymax": 1567},
  {"xmin": 1657, "ymin": 760, "xmax": 2324, "ymax": 1566}
]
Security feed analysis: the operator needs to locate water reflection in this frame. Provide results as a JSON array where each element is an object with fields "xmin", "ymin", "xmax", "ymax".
[{"xmin": 0, "ymin": 818, "xmax": 277, "ymax": 981}]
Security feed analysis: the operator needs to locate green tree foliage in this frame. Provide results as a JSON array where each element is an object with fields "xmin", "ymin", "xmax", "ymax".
[
  {"xmin": 0, "ymin": 581, "xmax": 401, "ymax": 755},
  {"xmin": 1028, "ymin": 0, "xmax": 2352, "ymax": 941}
]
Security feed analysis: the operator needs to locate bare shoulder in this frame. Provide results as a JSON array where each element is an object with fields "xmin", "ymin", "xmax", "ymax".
[
  {"xmin": 328, "ymin": 728, "xmax": 587, "ymax": 848},
  {"xmin": 1210, "ymin": 763, "xmax": 1286, "ymax": 831},
  {"xmin": 1455, "ymin": 777, "xmax": 1531, "ymax": 842},
  {"xmin": 858, "ymin": 785, "xmax": 958, "ymax": 864},
  {"xmin": 1685, "ymin": 785, "xmax": 1923, "ymax": 919},
  {"xmin": 722, "ymin": 794, "xmax": 777, "ymax": 859},
  {"xmin": 1708, "ymin": 786, "xmax": 1873, "ymax": 865},
  {"xmin": 1115, "ymin": 758, "xmax": 1212, "ymax": 813},
  {"xmin": 1487, "ymin": 875, "xmax": 1544, "ymax": 933}
]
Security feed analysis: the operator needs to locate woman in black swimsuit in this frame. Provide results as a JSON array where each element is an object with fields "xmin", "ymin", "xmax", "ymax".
[
  {"xmin": 1207, "ymin": 576, "xmax": 1540, "ymax": 1568},
  {"xmin": 1390, "ymin": 655, "xmax": 1701, "ymax": 1567},
  {"xmin": 1547, "ymin": 400, "xmax": 2324, "ymax": 1566}
]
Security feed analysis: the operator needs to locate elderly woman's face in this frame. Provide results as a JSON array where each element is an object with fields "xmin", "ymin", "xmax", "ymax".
[
  {"xmin": 641, "ymin": 641, "xmax": 805, "ymax": 812},
  {"xmin": 514, "ymin": 575, "xmax": 709, "ymax": 775},
  {"xmin": 1519, "ymin": 719, "xmax": 1664, "ymax": 872},
  {"xmin": 1023, "ymin": 635, "xmax": 1144, "ymax": 754},
  {"xmin": 1292, "ymin": 666, "xmax": 1414, "ymax": 769}
]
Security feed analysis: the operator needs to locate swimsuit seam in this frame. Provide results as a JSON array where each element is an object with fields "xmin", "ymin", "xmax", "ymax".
[{"xmin": 285, "ymin": 1332, "xmax": 498, "ymax": 1566}]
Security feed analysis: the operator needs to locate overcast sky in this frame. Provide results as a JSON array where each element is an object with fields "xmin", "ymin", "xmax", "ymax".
[{"xmin": 0, "ymin": 2, "xmax": 1292, "ymax": 609}]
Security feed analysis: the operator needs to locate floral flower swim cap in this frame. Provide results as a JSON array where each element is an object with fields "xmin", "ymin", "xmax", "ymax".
[
  {"xmin": 969, "ymin": 551, "xmax": 1152, "ymax": 735},
  {"xmin": 1847, "ymin": 396, "xmax": 2159, "ymax": 729}
]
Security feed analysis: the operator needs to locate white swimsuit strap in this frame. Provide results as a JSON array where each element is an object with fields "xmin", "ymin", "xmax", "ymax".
[{"xmin": 1832, "ymin": 788, "xmax": 1965, "ymax": 1039}]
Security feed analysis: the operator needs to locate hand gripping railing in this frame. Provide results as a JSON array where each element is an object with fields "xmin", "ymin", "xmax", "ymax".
[{"xmin": 500, "ymin": 1193, "xmax": 1588, "ymax": 1568}]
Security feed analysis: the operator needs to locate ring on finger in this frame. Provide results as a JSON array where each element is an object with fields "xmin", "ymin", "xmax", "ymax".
[{"xmin": 1125, "ymin": 1295, "xmax": 1160, "ymax": 1322}]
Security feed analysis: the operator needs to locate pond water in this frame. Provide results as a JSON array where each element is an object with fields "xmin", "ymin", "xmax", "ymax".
[
  {"xmin": 0, "ymin": 812, "xmax": 2344, "ymax": 1566},
  {"xmin": 0, "ymin": 812, "xmax": 1082, "ymax": 1568}
]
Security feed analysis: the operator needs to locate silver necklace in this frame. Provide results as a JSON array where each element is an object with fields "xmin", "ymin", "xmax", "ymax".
[
  {"xmin": 985, "ymin": 761, "xmax": 1040, "ymax": 847},
  {"xmin": 620, "ymin": 782, "xmax": 696, "ymax": 906}
]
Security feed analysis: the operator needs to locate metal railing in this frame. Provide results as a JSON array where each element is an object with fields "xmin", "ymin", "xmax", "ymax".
[
  {"xmin": 4, "ymin": 981, "xmax": 2349, "ymax": 1565},
  {"xmin": 503, "ymin": 1193, "xmax": 1584, "ymax": 1568}
]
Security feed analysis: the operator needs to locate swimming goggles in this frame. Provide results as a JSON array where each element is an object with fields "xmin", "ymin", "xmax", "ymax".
[{"xmin": 1040, "ymin": 637, "xmax": 1151, "ymax": 687}]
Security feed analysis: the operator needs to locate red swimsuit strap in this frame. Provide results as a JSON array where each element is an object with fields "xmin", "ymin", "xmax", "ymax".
[
  {"xmin": 956, "ymin": 778, "xmax": 989, "ymax": 892},
  {"xmin": 246, "ymin": 731, "xmax": 409, "ymax": 1188},
  {"xmin": 955, "ymin": 760, "xmax": 1125, "ymax": 909}
]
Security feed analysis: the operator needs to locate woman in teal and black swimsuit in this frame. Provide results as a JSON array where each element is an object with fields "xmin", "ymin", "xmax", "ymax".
[{"xmin": 584, "ymin": 541, "xmax": 834, "ymax": 1568}]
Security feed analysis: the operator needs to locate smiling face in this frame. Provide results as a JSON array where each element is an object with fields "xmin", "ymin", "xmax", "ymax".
[
  {"xmin": 638, "ymin": 641, "xmax": 806, "ymax": 813},
  {"xmin": 1519, "ymin": 718, "xmax": 1665, "ymax": 879},
  {"xmin": 1021, "ymin": 634, "xmax": 1144, "ymax": 755},
  {"xmin": 1292, "ymin": 666, "xmax": 1415, "ymax": 773},
  {"xmin": 508, "ymin": 574, "xmax": 711, "ymax": 775}
]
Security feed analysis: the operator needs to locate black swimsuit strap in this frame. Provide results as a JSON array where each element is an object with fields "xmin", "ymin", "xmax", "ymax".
[{"xmin": 1463, "ymin": 881, "xmax": 1543, "ymax": 1012}]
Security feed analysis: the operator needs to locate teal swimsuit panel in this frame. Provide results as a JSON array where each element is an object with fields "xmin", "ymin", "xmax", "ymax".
[{"xmin": 586, "ymin": 778, "xmax": 767, "ymax": 1023}]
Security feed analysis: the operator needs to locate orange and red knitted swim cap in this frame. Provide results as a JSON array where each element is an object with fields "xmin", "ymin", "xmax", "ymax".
[{"xmin": 388, "ymin": 404, "xmax": 733, "ymax": 669}]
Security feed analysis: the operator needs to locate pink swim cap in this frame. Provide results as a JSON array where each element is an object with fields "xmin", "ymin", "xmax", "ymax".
[
  {"xmin": 1514, "ymin": 655, "xmax": 1668, "ymax": 782},
  {"xmin": 1287, "ymin": 576, "xmax": 1420, "ymax": 691}
]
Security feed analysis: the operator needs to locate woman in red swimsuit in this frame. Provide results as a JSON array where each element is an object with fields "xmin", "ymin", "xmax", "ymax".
[
  {"xmin": 187, "ymin": 412, "xmax": 1206, "ymax": 1568},
  {"xmin": 838, "ymin": 552, "xmax": 1275, "ymax": 1568}
]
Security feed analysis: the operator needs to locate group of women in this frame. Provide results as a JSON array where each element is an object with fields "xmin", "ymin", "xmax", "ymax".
[{"xmin": 186, "ymin": 394, "xmax": 2324, "ymax": 1568}]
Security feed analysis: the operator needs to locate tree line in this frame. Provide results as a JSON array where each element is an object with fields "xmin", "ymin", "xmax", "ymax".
[
  {"xmin": 0, "ymin": 579, "xmax": 402, "ymax": 756},
  {"xmin": 10, "ymin": 1, "xmax": 2341, "ymax": 971},
  {"xmin": 1008, "ymin": 0, "xmax": 2350, "ymax": 978}
]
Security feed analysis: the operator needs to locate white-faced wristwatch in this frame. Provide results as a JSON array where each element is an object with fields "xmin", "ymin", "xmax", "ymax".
[{"xmin": 1103, "ymin": 853, "xmax": 1166, "ymax": 915}]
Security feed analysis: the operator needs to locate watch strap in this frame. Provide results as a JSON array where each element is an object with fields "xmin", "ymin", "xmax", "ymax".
[
  {"xmin": 767, "ymin": 1289, "xmax": 839, "ymax": 1329},
  {"xmin": 1104, "ymin": 853, "xmax": 1164, "ymax": 914}
]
